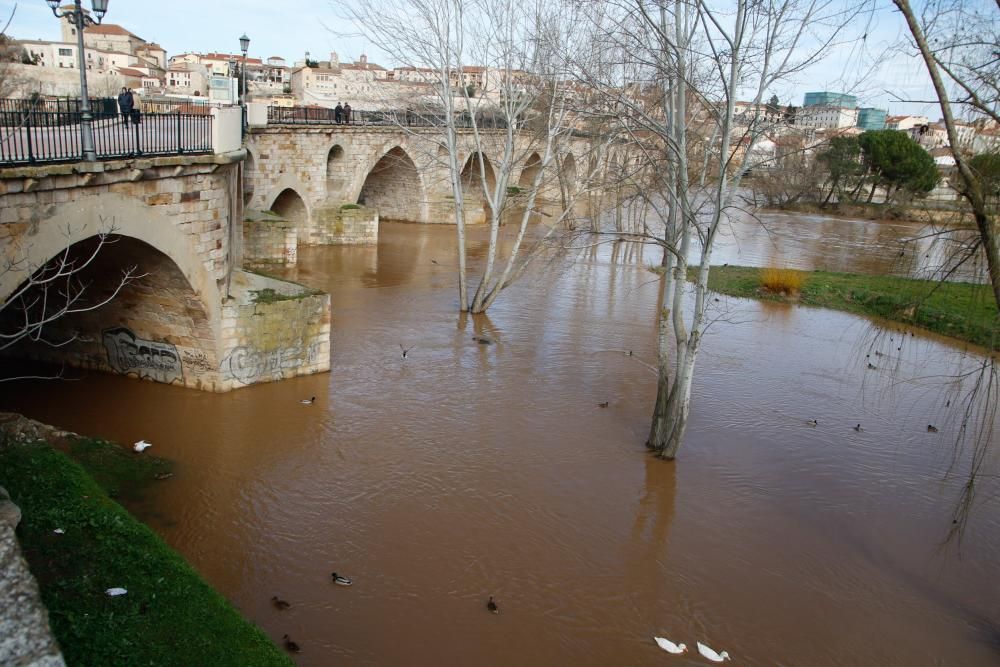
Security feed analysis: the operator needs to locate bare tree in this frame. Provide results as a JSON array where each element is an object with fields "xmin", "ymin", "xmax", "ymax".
[
  {"xmin": 334, "ymin": 0, "xmax": 611, "ymax": 313},
  {"xmin": 1, "ymin": 224, "xmax": 140, "ymax": 382},
  {"xmin": 576, "ymin": 0, "xmax": 869, "ymax": 458},
  {"xmin": 892, "ymin": 0, "xmax": 1000, "ymax": 314}
]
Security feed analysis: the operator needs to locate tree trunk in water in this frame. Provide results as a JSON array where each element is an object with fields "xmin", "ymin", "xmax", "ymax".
[{"xmin": 866, "ymin": 179, "xmax": 878, "ymax": 204}]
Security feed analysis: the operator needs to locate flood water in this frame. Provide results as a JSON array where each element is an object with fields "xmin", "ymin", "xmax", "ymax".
[{"xmin": 3, "ymin": 213, "xmax": 999, "ymax": 666}]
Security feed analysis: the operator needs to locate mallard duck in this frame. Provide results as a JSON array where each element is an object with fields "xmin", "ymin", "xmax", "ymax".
[
  {"xmin": 487, "ymin": 596, "xmax": 499, "ymax": 614},
  {"xmin": 806, "ymin": 419, "xmax": 818, "ymax": 427},
  {"xmin": 697, "ymin": 642, "xmax": 731, "ymax": 662},
  {"xmin": 300, "ymin": 396, "xmax": 316, "ymax": 405},
  {"xmin": 927, "ymin": 424, "xmax": 939, "ymax": 433},
  {"xmin": 654, "ymin": 636, "xmax": 687, "ymax": 654},
  {"xmin": 282, "ymin": 635, "xmax": 301, "ymax": 653},
  {"xmin": 854, "ymin": 424, "xmax": 863, "ymax": 432},
  {"xmin": 331, "ymin": 572, "xmax": 352, "ymax": 586},
  {"xmin": 271, "ymin": 596, "xmax": 290, "ymax": 610},
  {"xmin": 133, "ymin": 440, "xmax": 152, "ymax": 453}
]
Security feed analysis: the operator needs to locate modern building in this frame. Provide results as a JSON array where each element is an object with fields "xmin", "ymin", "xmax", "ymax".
[
  {"xmin": 803, "ymin": 91, "xmax": 857, "ymax": 108},
  {"xmin": 856, "ymin": 107, "xmax": 886, "ymax": 131},
  {"xmin": 795, "ymin": 105, "xmax": 858, "ymax": 130}
]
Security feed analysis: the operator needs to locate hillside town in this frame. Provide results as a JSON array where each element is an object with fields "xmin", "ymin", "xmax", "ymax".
[{"xmin": 3, "ymin": 10, "xmax": 999, "ymax": 170}]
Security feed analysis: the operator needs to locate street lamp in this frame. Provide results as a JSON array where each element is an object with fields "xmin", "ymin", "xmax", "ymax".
[
  {"xmin": 239, "ymin": 34, "xmax": 249, "ymax": 134},
  {"xmin": 46, "ymin": 0, "xmax": 109, "ymax": 162}
]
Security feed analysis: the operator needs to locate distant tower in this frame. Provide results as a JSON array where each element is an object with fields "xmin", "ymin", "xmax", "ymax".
[{"xmin": 59, "ymin": 6, "xmax": 90, "ymax": 43}]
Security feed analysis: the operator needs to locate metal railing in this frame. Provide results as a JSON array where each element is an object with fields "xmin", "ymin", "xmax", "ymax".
[
  {"xmin": 267, "ymin": 105, "xmax": 512, "ymax": 129},
  {"xmin": 0, "ymin": 111, "xmax": 214, "ymax": 166}
]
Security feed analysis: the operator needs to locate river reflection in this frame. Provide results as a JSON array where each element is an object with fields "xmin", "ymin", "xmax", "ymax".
[{"xmin": 1, "ymin": 217, "xmax": 998, "ymax": 666}]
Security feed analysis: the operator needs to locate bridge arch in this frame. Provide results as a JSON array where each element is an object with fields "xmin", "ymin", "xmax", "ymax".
[
  {"xmin": 0, "ymin": 192, "xmax": 221, "ymax": 387},
  {"xmin": 357, "ymin": 145, "xmax": 425, "ymax": 223},
  {"xmin": 461, "ymin": 151, "xmax": 497, "ymax": 197},
  {"xmin": 518, "ymin": 152, "xmax": 543, "ymax": 188},
  {"xmin": 270, "ymin": 188, "xmax": 310, "ymax": 243},
  {"xmin": 0, "ymin": 191, "xmax": 218, "ymax": 328}
]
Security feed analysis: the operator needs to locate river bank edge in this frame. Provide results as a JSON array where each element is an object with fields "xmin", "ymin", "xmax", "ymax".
[
  {"xmin": 0, "ymin": 412, "xmax": 293, "ymax": 667},
  {"xmin": 758, "ymin": 199, "xmax": 969, "ymax": 226},
  {"xmin": 684, "ymin": 265, "xmax": 999, "ymax": 351}
]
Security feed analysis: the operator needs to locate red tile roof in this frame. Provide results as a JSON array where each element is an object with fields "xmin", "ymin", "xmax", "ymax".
[{"xmin": 85, "ymin": 24, "xmax": 140, "ymax": 39}]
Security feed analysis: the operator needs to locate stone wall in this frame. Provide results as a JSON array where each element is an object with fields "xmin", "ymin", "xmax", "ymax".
[
  {"xmin": 218, "ymin": 271, "xmax": 331, "ymax": 388},
  {"xmin": 243, "ymin": 210, "xmax": 297, "ymax": 266},
  {"xmin": 309, "ymin": 204, "xmax": 378, "ymax": 245},
  {"xmin": 0, "ymin": 415, "xmax": 67, "ymax": 667}
]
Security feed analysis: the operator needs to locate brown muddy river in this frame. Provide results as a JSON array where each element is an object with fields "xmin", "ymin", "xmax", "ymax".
[{"xmin": 3, "ymin": 213, "xmax": 999, "ymax": 665}]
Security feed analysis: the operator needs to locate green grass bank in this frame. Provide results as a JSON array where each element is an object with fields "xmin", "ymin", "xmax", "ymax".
[
  {"xmin": 692, "ymin": 265, "xmax": 999, "ymax": 351},
  {"xmin": 0, "ymin": 432, "xmax": 292, "ymax": 667}
]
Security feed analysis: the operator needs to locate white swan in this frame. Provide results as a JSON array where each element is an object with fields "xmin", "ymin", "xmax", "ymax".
[
  {"xmin": 697, "ymin": 642, "xmax": 731, "ymax": 662},
  {"xmin": 105, "ymin": 587, "xmax": 128, "ymax": 596},
  {"xmin": 654, "ymin": 636, "xmax": 687, "ymax": 654},
  {"xmin": 133, "ymin": 440, "xmax": 152, "ymax": 453}
]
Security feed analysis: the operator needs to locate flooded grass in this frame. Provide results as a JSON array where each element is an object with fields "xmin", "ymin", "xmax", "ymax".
[
  {"xmin": 701, "ymin": 265, "xmax": 1000, "ymax": 349},
  {"xmin": 0, "ymin": 437, "xmax": 291, "ymax": 667}
]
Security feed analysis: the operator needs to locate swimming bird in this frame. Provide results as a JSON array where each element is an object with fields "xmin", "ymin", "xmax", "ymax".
[
  {"xmin": 300, "ymin": 396, "xmax": 316, "ymax": 405},
  {"xmin": 400, "ymin": 344, "xmax": 414, "ymax": 359},
  {"xmin": 598, "ymin": 401, "xmax": 609, "ymax": 408},
  {"xmin": 431, "ymin": 259, "xmax": 439, "ymax": 265},
  {"xmin": 487, "ymin": 596, "xmax": 499, "ymax": 614},
  {"xmin": 105, "ymin": 587, "xmax": 128, "ymax": 596},
  {"xmin": 133, "ymin": 440, "xmax": 151, "ymax": 453},
  {"xmin": 271, "ymin": 596, "xmax": 290, "ymax": 610},
  {"xmin": 927, "ymin": 424, "xmax": 938, "ymax": 433},
  {"xmin": 331, "ymin": 572, "xmax": 353, "ymax": 586},
  {"xmin": 867, "ymin": 363, "xmax": 877, "ymax": 370},
  {"xmin": 654, "ymin": 636, "xmax": 687, "ymax": 654},
  {"xmin": 854, "ymin": 424, "xmax": 863, "ymax": 432},
  {"xmin": 806, "ymin": 419, "xmax": 818, "ymax": 427},
  {"xmin": 282, "ymin": 635, "xmax": 301, "ymax": 653},
  {"xmin": 697, "ymin": 642, "xmax": 731, "ymax": 662},
  {"xmin": 154, "ymin": 472, "xmax": 174, "ymax": 481},
  {"xmin": 53, "ymin": 528, "xmax": 65, "ymax": 535}
]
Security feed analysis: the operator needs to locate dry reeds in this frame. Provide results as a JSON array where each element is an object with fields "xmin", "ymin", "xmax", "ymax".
[{"xmin": 760, "ymin": 267, "xmax": 804, "ymax": 296}]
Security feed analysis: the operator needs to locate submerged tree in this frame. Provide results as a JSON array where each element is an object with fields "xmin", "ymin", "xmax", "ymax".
[
  {"xmin": 576, "ymin": 0, "xmax": 869, "ymax": 458},
  {"xmin": 334, "ymin": 0, "xmax": 602, "ymax": 313}
]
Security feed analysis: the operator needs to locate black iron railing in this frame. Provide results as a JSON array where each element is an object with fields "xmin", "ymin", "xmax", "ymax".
[
  {"xmin": 0, "ymin": 111, "xmax": 214, "ymax": 166},
  {"xmin": 267, "ymin": 105, "xmax": 511, "ymax": 129}
]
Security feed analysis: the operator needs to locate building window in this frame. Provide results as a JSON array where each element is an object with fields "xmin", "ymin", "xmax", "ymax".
[{"xmin": 58, "ymin": 48, "xmax": 72, "ymax": 56}]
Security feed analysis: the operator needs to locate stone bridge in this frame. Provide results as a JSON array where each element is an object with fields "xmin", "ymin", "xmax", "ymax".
[
  {"xmin": 0, "ymin": 109, "xmax": 595, "ymax": 392},
  {"xmin": 244, "ymin": 121, "xmax": 588, "ymax": 245},
  {"xmin": 0, "ymin": 112, "xmax": 330, "ymax": 392}
]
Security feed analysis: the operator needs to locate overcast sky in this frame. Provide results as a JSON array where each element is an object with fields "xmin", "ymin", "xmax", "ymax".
[{"xmin": 2, "ymin": 0, "xmax": 943, "ymax": 118}]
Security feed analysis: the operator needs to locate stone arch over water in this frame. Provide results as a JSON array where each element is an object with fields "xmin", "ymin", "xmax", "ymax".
[
  {"xmin": 271, "ymin": 188, "xmax": 310, "ymax": 244},
  {"xmin": 357, "ymin": 146, "xmax": 425, "ymax": 222},
  {"xmin": 1, "ymin": 234, "xmax": 217, "ymax": 388},
  {"xmin": 518, "ymin": 152, "xmax": 543, "ymax": 189}
]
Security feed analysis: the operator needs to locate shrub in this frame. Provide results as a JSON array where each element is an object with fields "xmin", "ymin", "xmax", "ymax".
[{"xmin": 760, "ymin": 267, "xmax": 804, "ymax": 295}]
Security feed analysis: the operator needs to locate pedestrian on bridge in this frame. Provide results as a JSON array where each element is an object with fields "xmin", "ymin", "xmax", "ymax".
[
  {"xmin": 344, "ymin": 103, "xmax": 352, "ymax": 124},
  {"xmin": 335, "ymin": 102, "xmax": 344, "ymax": 124},
  {"xmin": 117, "ymin": 87, "xmax": 135, "ymax": 126}
]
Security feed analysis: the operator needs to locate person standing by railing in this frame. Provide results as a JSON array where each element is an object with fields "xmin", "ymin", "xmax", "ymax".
[
  {"xmin": 344, "ymin": 103, "xmax": 352, "ymax": 125},
  {"xmin": 334, "ymin": 102, "xmax": 344, "ymax": 124},
  {"xmin": 117, "ymin": 87, "xmax": 134, "ymax": 126}
]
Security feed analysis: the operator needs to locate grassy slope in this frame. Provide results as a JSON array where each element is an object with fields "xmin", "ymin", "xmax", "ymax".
[
  {"xmin": 694, "ymin": 266, "xmax": 999, "ymax": 350},
  {"xmin": 0, "ymin": 438, "xmax": 292, "ymax": 667}
]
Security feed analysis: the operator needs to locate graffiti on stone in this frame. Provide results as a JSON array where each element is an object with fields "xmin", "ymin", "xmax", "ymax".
[
  {"xmin": 102, "ymin": 326, "xmax": 183, "ymax": 384},
  {"xmin": 182, "ymin": 350, "xmax": 213, "ymax": 376},
  {"xmin": 220, "ymin": 342, "xmax": 321, "ymax": 385}
]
